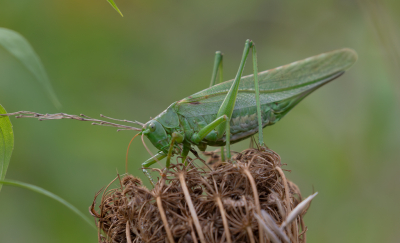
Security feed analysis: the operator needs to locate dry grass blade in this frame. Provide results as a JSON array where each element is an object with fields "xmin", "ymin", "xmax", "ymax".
[
  {"xmin": 215, "ymin": 196, "xmax": 232, "ymax": 243},
  {"xmin": 261, "ymin": 210, "xmax": 291, "ymax": 243},
  {"xmin": 254, "ymin": 213, "xmax": 281, "ymax": 243},
  {"xmin": 155, "ymin": 186, "xmax": 175, "ymax": 243},
  {"xmin": 281, "ymin": 193, "xmax": 318, "ymax": 230},
  {"xmin": 178, "ymin": 172, "xmax": 205, "ymax": 243},
  {"xmin": 126, "ymin": 221, "xmax": 132, "ymax": 243},
  {"xmin": 241, "ymin": 165, "xmax": 264, "ymax": 243}
]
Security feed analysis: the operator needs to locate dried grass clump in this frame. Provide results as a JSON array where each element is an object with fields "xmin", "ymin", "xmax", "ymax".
[{"xmin": 90, "ymin": 147, "xmax": 314, "ymax": 243}]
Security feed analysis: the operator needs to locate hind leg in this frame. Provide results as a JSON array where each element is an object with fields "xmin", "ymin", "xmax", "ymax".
[{"xmin": 214, "ymin": 39, "xmax": 265, "ymax": 159}]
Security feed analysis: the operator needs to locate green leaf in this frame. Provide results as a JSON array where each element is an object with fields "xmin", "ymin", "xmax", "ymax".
[
  {"xmin": 107, "ymin": 0, "xmax": 124, "ymax": 17},
  {"xmin": 0, "ymin": 104, "xmax": 13, "ymax": 192},
  {"xmin": 0, "ymin": 179, "xmax": 96, "ymax": 230},
  {"xmin": 0, "ymin": 28, "xmax": 61, "ymax": 108}
]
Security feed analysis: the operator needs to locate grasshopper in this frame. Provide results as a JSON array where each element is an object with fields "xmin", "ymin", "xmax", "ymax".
[{"xmin": 1, "ymin": 40, "xmax": 357, "ymax": 185}]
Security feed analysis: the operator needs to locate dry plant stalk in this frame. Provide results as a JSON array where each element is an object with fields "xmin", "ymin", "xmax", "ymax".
[{"xmin": 90, "ymin": 147, "xmax": 313, "ymax": 243}]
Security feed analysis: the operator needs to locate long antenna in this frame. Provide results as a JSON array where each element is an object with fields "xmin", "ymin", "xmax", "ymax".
[{"xmin": 0, "ymin": 111, "xmax": 142, "ymax": 131}]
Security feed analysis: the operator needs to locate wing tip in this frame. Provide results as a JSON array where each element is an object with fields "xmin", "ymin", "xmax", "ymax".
[
  {"xmin": 338, "ymin": 48, "xmax": 358, "ymax": 69},
  {"xmin": 341, "ymin": 47, "xmax": 358, "ymax": 60}
]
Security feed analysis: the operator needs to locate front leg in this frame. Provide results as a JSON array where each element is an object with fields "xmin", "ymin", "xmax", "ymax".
[{"xmin": 142, "ymin": 151, "xmax": 167, "ymax": 186}]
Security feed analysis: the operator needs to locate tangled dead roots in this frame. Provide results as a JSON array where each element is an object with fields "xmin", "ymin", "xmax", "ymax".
[{"xmin": 91, "ymin": 147, "xmax": 311, "ymax": 243}]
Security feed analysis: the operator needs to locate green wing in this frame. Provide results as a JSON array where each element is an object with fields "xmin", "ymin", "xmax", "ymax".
[{"xmin": 176, "ymin": 48, "xmax": 357, "ymax": 119}]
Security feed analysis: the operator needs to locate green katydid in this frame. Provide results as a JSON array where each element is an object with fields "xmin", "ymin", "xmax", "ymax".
[
  {"xmin": 1, "ymin": 40, "xmax": 357, "ymax": 185},
  {"xmin": 134, "ymin": 40, "xmax": 357, "ymax": 184}
]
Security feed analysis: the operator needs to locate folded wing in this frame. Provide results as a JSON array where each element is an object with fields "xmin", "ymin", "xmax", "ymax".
[{"xmin": 177, "ymin": 48, "xmax": 357, "ymax": 118}]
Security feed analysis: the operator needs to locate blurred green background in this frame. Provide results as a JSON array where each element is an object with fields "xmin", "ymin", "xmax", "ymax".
[{"xmin": 1, "ymin": 0, "xmax": 399, "ymax": 242}]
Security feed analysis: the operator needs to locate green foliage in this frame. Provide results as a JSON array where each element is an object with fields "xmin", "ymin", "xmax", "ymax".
[
  {"xmin": 0, "ymin": 105, "xmax": 13, "ymax": 192},
  {"xmin": 107, "ymin": 0, "xmax": 123, "ymax": 17},
  {"xmin": 0, "ymin": 179, "xmax": 96, "ymax": 230},
  {"xmin": 0, "ymin": 28, "xmax": 61, "ymax": 108}
]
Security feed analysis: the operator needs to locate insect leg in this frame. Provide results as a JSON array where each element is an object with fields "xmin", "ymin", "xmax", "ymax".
[
  {"xmin": 251, "ymin": 43, "xmax": 265, "ymax": 146},
  {"xmin": 225, "ymin": 119, "xmax": 231, "ymax": 159},
  {"xmin": 212, "ymin": 40, "xmax": 253, "ymax": 160},
  {"xmin": 220, "ymin": 147, "xmax": 225, "ymax": 162},
  {"xmin": 209, "ymin": 51, "xmax": 223, "ymax": 87},
  {"xmin": 165, "ymin": 132, "xmax": 184, "ymax": 169},
  {"xmin": 191, "ymin": 115, "xmax": 230, "ymax": 161},
  {"xmin": 207, "ymin": 51, "xmax": 226, "ymax": 159},
  {"xmin": 142, "ymin": 151, "xmax": 167, "ymax": 186},
  {"xmin": 191, "ymin": 115, "xmax": 228, "ymax": 144},
  {"xmin": 214, "ymin": 40, "xmax": 252, "ymax": 138},
  {"xmin": 181, "ymin": 143, "xmax": 191, "ymax": 166}
]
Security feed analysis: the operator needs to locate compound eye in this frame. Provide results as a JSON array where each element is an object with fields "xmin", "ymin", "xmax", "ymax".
[{"xmin": 149, "ymin": 122, "xmax": 156, "ymax": 132}]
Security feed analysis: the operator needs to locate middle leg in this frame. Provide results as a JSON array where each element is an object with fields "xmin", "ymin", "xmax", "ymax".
[
  {"xmin": 165, "ymin": 132, "xmax": 184, "ymax": 169},
  {"xmin": 209, "ymin": 51, "xmax": 224, "ymax": 87}
]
